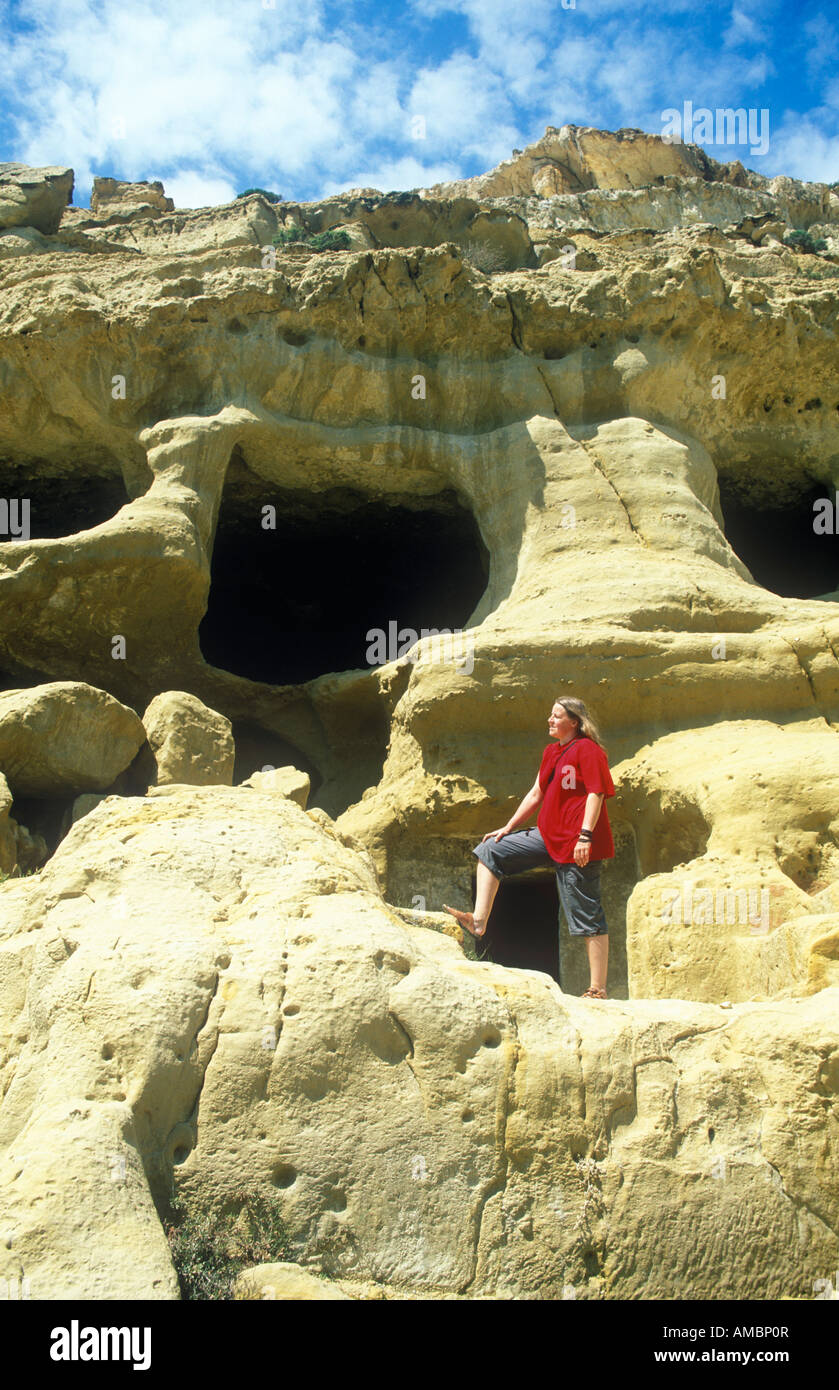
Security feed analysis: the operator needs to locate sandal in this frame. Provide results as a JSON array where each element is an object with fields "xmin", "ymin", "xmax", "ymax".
[{"xmin": 581, "ymin": 987, "xmax": 607, "ymax": 999}]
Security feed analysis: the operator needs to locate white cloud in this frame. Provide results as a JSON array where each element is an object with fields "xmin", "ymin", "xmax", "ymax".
[
  {"xmin": 320, "ymin": 156, "xmax": 465, "ymax": 197},
  {"xmin": 0, "ymin": 0, "xmax": 828, "ymax": 207},
  {"xmin": 407, "ymin": 52, "xmax": 519, "ymax": 166},
  {"xmin": 767, "ymin": 118, "xmax": 839, "ymax": 183},
  {"xmin": 164, "ymin": 172, "xmax": 240, "ymax": 209},
  {"xmin": 1, "ymin": 0, "xmax": 370, "ymax": 201},
  {"xmin": 722, "ymin": 5, "xmax": 770, "ymax": 48},
  {"xmin": 803, "ymin": 13, "xmax": 839, "ymax": 79}
]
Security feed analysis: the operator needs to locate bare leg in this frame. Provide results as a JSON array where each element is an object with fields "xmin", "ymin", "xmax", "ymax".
[
  {"xmin": 584, "ymin": 935, "xmax": 608, "ymax": 994},
  {"xmin": 443, "ymin": 862, "xmax": 501, "ymax": 939}
]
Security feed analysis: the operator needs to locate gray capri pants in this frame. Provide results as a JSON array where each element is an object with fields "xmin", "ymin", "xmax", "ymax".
[{"xmin": 473, "ymin": 826, "xmax": 608, "ymax": 937}]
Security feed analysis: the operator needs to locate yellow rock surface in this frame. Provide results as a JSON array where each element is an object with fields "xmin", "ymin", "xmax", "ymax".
[{"xmin": 0, "ymin": 788, "xmax": 836, "ymax": 1300}]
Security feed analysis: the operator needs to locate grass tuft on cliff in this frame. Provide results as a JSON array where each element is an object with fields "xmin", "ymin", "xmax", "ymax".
[
  {"xmin": 166, "ymin": 1187, "xmax": 295, "ymax": 1300},
  {"xmin": 272, "ymin": 225, "xmax": 351, "ymax": 252}
]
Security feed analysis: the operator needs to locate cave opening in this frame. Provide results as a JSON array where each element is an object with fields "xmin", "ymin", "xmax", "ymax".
[
  {"xmin": 231, "ymin": 719, "xmax": 323, "ymax": 794},
  {"xmin": 475, "ymin": 870, "xmax": 560, "ymax": 984},
  {"xmin": 718, "ymin": 474, "xmax": 838, "ymax": 599},
  {"xmin": 8, "ymin": 792, "xmax": 75, "ymax": 865},
  {"xmin": 0, "ymin": 461, "xmax": 130, "ymax": 542},
  {"xmin": 199, "ymin": 462, "xmax": 490, "ymax": 685}
]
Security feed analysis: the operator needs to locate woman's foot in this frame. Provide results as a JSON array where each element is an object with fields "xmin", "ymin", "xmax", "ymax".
[
  {"xmin": 443, "ymin": 904, "xmax": 486, "ymax": 938},
  {"xmin": 581, "ymin": 986, "xmax": 607, "ymax": 999}
]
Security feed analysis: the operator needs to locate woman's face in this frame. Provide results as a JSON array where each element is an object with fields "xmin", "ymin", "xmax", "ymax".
[{"xmin": 548, "ymin": 702, "xmax": 577, "ymax": 741}]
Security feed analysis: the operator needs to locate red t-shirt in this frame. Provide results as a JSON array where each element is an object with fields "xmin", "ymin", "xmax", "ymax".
[{"xmin": 536, "ymin": 736, "xmax": 615, "ymax": 863}]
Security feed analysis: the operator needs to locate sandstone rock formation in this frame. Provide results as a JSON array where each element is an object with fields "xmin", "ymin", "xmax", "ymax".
[
  {"xmin": 243, "ymin": 765, "xmax": 311, "ymax": 808},
  {"xmin": 0, "ymin": 787, "xmax": 835, "ymax": 1300},
  {"xmin": 421, "ymin": 124, "xmax": 728, "ymax": 199},
  {"xmin": 0, "ymin": 124, "xmax": 837, "ymax": 1299},
  {"xmin": 422, "ymin": 125, "xmax": 837, "ymax": 251},
  {"xmin": 90, "ymin": 177, "xmax": 175, "ymax": 221},
  {"xmin": 142, "ymin": 690, "xmax": 235, "ymax": 787},
  {"xmin": 0, "ymin": 163, "xmax": 74, "ymax": 236},
  {"xmin": 0, "ymin": 682, "xmax": 146, "ymax": 797}
]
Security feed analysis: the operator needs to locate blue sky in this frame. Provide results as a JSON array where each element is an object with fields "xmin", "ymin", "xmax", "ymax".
[{"xmin": 0, "ymin": 0, "xmax": 836, "ymax": 209}]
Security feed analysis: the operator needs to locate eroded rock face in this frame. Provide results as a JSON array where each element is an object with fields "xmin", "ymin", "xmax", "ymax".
[
  {"xmin": 0, "ymin": 162, "xmax": 74, "ymax": 235},
  {"xmin": 0, "ymin": 127, "xmax": 837, "ymax": 1298},
  {"xmin": 90, "ymin": 177, "xmax": 174, "ymax": 221},
  {"xmin": 0, "ymin": 135, "xmax": 836, "ymax": 980},
  {"xmin": 422, "ymin": 124, "xmax": 723, "ymax": 199},
  {"xmin": 0, "ymin": 788, "xmax": 835, "ymax": 1300}
]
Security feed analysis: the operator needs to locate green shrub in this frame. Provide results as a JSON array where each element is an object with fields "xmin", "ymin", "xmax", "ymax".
[
  {"xmin": 785, "ymin": 229, "xmax": 828, "ymax": 255},
  {"xmin": 237, "ymin": 188, "xmax": 282, "ymax": 203},
  {"xmin": 272, "ymin": 223, "xmax": 306, "ymax": 245},
  {"xmin": 165, "ymin": 1186, "xmax": 295, "ymax": 1300},
  {"xmin": 307, "ymin": 228, "xmax": 351, "ymax": 252},
  {"xmin": 272, "ymin": 225, "xmax": 351, "ymax": 252}
]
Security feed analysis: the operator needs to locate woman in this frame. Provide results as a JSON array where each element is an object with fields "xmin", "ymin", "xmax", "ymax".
[{"xmin": 443, "ymin": 696, "xmax": 614, "ymax": 999}]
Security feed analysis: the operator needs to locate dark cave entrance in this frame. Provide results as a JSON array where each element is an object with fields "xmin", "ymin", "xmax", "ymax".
[
  {"xmin": 9, "ymin": 792, "xmax": 76, "ymax": 862},
  {"xmin": 475, "ymin": 871, "xmax": 560, "ymax": 984},
  {"xmin": 0, "ymin": 461, "xmax": 130, "ymax": 541},
  {"xmin": 199, "ymin": 462, "xmax": 490, "ymax": 685},
  {"xmin": 231, "ymin": 719, "xmax": 323, "ymax": 793},
  {"xmin": 718, "ymin": 475, "xmax": 838, "ymax": 598}
]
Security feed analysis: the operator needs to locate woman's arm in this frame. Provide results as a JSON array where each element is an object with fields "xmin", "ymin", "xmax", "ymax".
[
  {"xmin": 481, "ymin": 775, "xmax": 544, "ymax": 843},
  {"xmin": 574, "ymin": 792, "xmax": 605, "ymax": 865}
]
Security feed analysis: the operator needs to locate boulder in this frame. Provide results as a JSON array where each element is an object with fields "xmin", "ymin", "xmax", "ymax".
[
  {"xmin": 0, "ymin": 163, "xmax": 74, "ymax": 234},
  {"xmin": 243, "ymin": 765, "xmax": 310, "ymax": 808},
  {"xmin": 142, "ymin": 691, "xmax": 235, "ymax": 787},
  {"xmin": 0, "ymin": 682, "xmax": 146, "ymax": 797},
  {"xmin": 90, "ymin": 177, "xmax": 174, "ymax": 220},
  {"xmin": 620, "ymin": 721, "xmax": 839, "ymax": 1002}
]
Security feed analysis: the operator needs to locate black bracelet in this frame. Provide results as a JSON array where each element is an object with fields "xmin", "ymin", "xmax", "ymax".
[{"xmin": 578, "ymin": 829, "xmax": 593, "ymax": 841}]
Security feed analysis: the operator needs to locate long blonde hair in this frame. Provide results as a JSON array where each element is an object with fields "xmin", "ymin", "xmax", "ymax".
[{"xmin": 554, "ymin": 696, "xmax": 607, "ymax": 753}]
